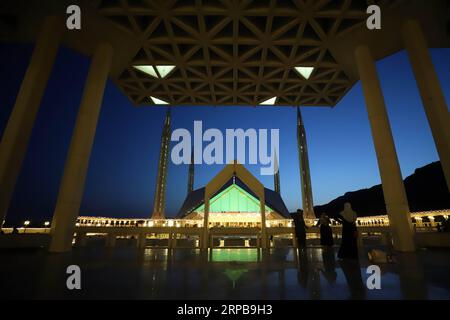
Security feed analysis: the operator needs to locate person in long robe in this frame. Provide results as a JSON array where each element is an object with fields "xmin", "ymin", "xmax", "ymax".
[
  {"xmin": 317, "ymin": 213, "xmax": 334, "ymax": 247},
  {"xmin": 291, "ymin": 209, "xmax": 307, "ymax": 249},
  {"xmin": 336, "ymin": 202, "xmax": 359, "ymax": 260}
]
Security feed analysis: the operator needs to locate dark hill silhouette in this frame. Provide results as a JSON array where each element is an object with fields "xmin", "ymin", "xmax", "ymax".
[{"xmin": 314, "ymin": 161, "xmax": 449, "ymax": 217}]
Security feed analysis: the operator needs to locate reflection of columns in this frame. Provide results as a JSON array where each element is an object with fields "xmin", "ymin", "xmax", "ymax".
[
  {"xmin": 0, "ymin": 16, "xmax": 64, "ymax": 227},
  {"xmin": 397, "ymin": 252, "xmax": 428, "ymax": 299},
  {"xmin": 402, "ymin": 20, "xmax": 450, "ymax": 192},
  {"xmin": 355, "ymin": 46, "xmax": 415, "ymax": 252},
  {"xmin": 49, "ymin": 43, "xmax": 114, "ymax": 252}
]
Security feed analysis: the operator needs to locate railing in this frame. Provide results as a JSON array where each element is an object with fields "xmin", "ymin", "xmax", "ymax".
[
  {"xmin": 75, "ymin": 209, "xmax": 449, "ymax": 231},
  {"xmin": 2, "ymin": 209, "xmax": 448, "ymax": 249}
]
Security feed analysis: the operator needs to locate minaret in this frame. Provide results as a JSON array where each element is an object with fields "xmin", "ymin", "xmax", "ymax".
[
  {"xmin": 187, "ymin": 148, "xmax": 194, "ymax": 194},
  {"xmin": 151, "ymin": 108, "xmax": 171, "ymax": 219},
  {"xmin": 297, "ymin": 107, "xmax": 315, "ymax": 219},
  {"xmin": 274, "ymin": 150, "xmax": 280, "ymax": 194}
]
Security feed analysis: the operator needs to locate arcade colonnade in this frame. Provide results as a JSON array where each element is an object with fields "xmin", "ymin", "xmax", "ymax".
[{"xmin": 0, "ymin": 16, "xmax": 448, "ymax": 253}]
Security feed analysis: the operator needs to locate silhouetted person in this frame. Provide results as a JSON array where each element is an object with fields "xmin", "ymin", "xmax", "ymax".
[
  {"xmin": 442, "ymin": 218, "xmax": 450, "ymax": 233},
  {"xmin": 291, "ymin": 209, "xmax": 307, "ymax": 249},
  {"xmin": 317, "ymin": 213, "xmax": 333, "ymax": 247},
  {"xmin": 336, "ymin": 203, "xmax": 358, "ymax": 260},
  {"xmin": 12, "ymin": 227, "xmax": 19, "ymax": 234}
]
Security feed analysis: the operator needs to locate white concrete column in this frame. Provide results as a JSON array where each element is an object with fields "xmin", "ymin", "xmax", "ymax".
[
  {"xmin": 0, "ymin": 16, "xmax": 64, "ymax": 227},
  {"xmin": 402, "ymin": 20, "xmax": 450, "ymax": 192},
  {"xmin": 355, "ymin": 45, "xmax": 415, "ymax": 252},
  {"xmin": 49, "ymin": 43, "xmax": 114, "ymax": 252}
]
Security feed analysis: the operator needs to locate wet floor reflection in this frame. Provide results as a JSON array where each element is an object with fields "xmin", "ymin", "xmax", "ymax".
[
  {"xmin": 0, "ymin": 246, "xmax": 449, "ymax": 299},
  {"xmin": 340, "ymin": 260, "xmax": 366, "ymax": 299}
]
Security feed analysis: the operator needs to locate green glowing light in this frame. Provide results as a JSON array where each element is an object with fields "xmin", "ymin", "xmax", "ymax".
[
  {"xmin": 223, "ymin": 269, "xmax": 248, "ymax": 288},
  {"xmin": 211, "ymin": 249, "xmax": 258, "ymax": 262},
  {"xmin": 195, "ymin": 184, "xmax": 273, "ymax": 213}
]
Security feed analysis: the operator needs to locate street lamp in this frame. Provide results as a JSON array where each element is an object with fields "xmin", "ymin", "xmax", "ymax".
[
  {"xmin": 23, "ymin": 220, "xmax": 30, "ymax": 233},
  {"xmin": 44, "ymin": 221, "xmax": 50, "ymax": 227}
]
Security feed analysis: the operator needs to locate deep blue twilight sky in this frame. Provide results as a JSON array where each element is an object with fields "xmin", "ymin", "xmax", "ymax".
[{"xmin": 0, "ymin": 44, "xmax": 449, "ymax": 224}]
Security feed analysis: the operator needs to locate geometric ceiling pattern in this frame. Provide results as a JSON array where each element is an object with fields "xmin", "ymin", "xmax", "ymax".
[{"xmin": 98, "ymin": 0, "xmax": 401, "ymax": 106}]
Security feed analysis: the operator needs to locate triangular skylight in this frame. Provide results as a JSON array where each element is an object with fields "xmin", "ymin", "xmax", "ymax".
[
  {"xmin": 295, "ymin": 66, "xmax": 314, "ymax": 79},
  {"xmin": 150, "ymin": 96, "xmax": 169, "ymax": 105},
  {"xmin": 133, "ymin": 65, "xmax": 176, "ymax": 78},
  {"xmin": 259, "ymin": 97, "xmax": 277, "ymax": 105},
  {"xmin": 133, "ymin": 65, "xmax": 158, "ymax": 78},
  {"xmin": 155, "ymin": 65, "xmax": 176, "ymax": 78}
]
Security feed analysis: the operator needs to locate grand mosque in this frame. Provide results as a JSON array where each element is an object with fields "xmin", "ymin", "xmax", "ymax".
[{"xmin": 0, "ymin": 0, "xmax": 448, "ymax": 253}]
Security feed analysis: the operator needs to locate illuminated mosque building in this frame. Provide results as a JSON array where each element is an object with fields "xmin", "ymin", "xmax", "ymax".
[
  {"xmin": 177, "ymin": 172, "xmax": 290, "ymax": 227},
  {"xmin": 150, "ymin": 107, "xmax": 311, "ymax": 228},
  {"xmin": 1, "ymin": 1, "xmax": 449, "ymax": 254}
]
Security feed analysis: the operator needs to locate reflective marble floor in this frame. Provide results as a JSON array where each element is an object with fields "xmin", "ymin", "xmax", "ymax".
[{"xmin": 0, "ymin": 244, "xmax": 449, "ymax": 299}]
